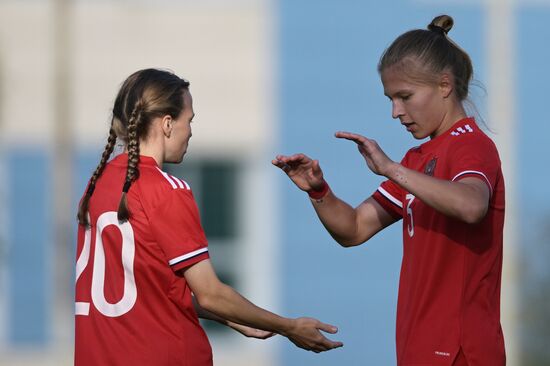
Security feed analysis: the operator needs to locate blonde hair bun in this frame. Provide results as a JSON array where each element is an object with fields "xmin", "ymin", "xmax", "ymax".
[{"xmin": 428, "ymin": 15, "xmax": 454, "ymax": 35}]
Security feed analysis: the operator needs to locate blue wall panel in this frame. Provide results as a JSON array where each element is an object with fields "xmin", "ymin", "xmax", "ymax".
[{"xmin": 7, "ymin": 150, "xmax": 51, "ymax": 345}]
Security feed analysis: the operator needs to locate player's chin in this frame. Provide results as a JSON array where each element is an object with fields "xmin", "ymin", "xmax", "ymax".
[
  {"xmin": 410, "ymin": 130, "xmax": 429, "ymax": 140},
  {"xmin": 166, "ymin": 152, "xmax": 186, "ymax": 164}
]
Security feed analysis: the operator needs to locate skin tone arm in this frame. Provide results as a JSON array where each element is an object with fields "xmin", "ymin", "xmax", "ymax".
[
  {"xmin": 192, "ymin": 297, "xmax": 274, "ymax": 339},
  {"xmin": 334, "ymin": 131, "xmax": 491, "ymax": 224},
  {"xmin": 183, "ymin": 259, "xmax": 343, "ymax": 353},
  {"xmin": 272, "ymin": 154, "xmax": 398, "ymax": 247}
]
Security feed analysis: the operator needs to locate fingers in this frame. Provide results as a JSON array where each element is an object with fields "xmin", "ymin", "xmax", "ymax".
[
  {"xmin": 273, "ymin": 153, "xmax": 309, "ymax": 164},
  {"xmin": 315, "ymin": 322, "xmax": 343, "ymax": 351},
  {"xmin": 228, "ymin": 321, "xmax": 277, "ymax": 340},
  {"xmin": 316, "ymin": 322, "xmax": 338, "ymax": 334},
  {"xmin": 311, "ymin": 159, "xmax": 322, "ymax": 176},
  {"xmin": 335, "ymin": 131, "xmax": 368, "ymax": 144},
  {"xmin": 272, "ymin": 153, "xmax": 312, "ymax": 174},
  {"xmin": 252, "ymin": 330, "xmax": 276, "ymax": 340},
  {"xmin": 308, "ymin": 334, "xmax": 344, "ymax": 353},
  {"xmin": 271, "ymin": 159, "xmax": 291, "ymax": 173},
  {"xmin": 290, "ymin": 318, "xmax": 344, "ymax": 353}
]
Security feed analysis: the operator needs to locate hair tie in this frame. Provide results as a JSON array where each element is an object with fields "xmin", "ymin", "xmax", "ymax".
[
  {"xmin": 86, "ymin": 183, "xmax": 96, "ymax": 196},
  {"xmin": 123, "ymin": 180, "xmax": 132, "ymax": 193},
  {"xmin": 429, "ymin": 25, "xmax": 447, "ymax": 36}
]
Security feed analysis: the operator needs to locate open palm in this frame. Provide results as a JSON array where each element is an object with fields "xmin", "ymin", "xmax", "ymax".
[{"xmin": 272, "ymin": 153, "xmax": 325, "ymax": 192}]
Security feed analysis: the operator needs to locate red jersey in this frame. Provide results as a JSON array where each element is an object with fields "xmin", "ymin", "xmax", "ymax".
[
  {"xmin": 372, "ymin": 118, "xmax": 506, "ymax": 365},
  {"xmin": 74, "ymin": 154, "xmax": 212, "ymax": 366}
]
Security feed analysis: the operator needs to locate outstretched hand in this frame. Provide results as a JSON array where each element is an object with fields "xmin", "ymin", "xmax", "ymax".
[
  {"xmin": 285, "ymin": 317, "xmax": 343, "ymax": 353},
  {"xmin": 335, "ymin": 131, "xmax": 395, "ymax": 177},
  {"xmin": 227, "ymin": 321, "xmax": 275, "ymax": 340},
  {"xmin": 272, "ymin": 154, "xmax": 325, "ymax": 192}
]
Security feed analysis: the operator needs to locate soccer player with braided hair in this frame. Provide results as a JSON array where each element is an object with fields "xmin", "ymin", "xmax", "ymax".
[
  {"xmin": 274, "ymin": 15, "xmax": 505, "ymax": 365},
  {"xmin": 74, "ymin": 68, "xmax": 342, "ymax": 366}
]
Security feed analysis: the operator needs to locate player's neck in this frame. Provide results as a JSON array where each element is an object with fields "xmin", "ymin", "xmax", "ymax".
[{"xmin": 124, "ymin": 138, "xmax": 164, "ymax": 167}]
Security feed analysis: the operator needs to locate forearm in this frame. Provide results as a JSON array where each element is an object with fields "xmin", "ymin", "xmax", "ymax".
[
  {"xmin": 193, "ymin": 296, "xmax": 228, "ymax": 324},
  {"xmin": 309, "ymin": 190, "xmax": 362, "ymax": 246},
  {"xmin": 196, "ymin": 282, "xmax": 292, "ymax": 336},
  {"xmin": 387, "ymin": 163, "xmax": 488, "ymax": 223}
]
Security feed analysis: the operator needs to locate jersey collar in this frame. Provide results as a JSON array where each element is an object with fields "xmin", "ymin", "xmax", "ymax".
[{"xmin": 110, "ymin": 153, "xmax": 160, "ymax": 167}]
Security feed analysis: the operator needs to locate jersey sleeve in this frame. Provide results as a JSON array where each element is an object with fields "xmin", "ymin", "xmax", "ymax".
[
  {"xmin": 372, "ymin": 179, "xmax": 404, "ymax": 219},
  {"xmin": 149, "ymin": 189, "xmax": 209, "ymax": 272},
  {"xmin": 447, "ymin": 134, "xmax": 500, "ymax": 197}
]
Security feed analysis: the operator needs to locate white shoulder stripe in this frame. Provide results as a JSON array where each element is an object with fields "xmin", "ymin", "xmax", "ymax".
[
  {"xmin": 452, "ymin": 170, "xmax": 493, "ymax": 195},
  {"xmin": 171, "ymin": 175, "xmax": 191, "ymax": 190},
  {"xmin": 171, "ymin": 175, "xmax": 184, "ymax": 189},
  {"xmin": 168, "ymin": 247, "xmax": 208, "ymax": 266},
  {"xmin": 156, "ymin": 167, "xmax": 178, "ymax": 189},
  {"xmin": 378, "ymin": 186, "xmax": 403, "ymax": 208}
]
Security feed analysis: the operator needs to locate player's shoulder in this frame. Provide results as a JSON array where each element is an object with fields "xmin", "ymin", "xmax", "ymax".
[
  {"xmin": 446, "ymin": 119, "xmax": 497, "ymax": 150},
  {"xmin": 138, "ymin": 165, "xmax": 193, "ymax": 201}
]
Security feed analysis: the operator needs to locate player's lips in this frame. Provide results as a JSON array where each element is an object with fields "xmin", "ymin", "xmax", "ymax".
[{"xmin": 402, "ymin": 122, "xmax": 415, "ymax": 131}]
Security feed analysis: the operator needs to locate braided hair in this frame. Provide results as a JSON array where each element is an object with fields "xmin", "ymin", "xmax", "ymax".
[{"xmin": 77, "ymin": 69, "xmax": 190, "ymax": 226}]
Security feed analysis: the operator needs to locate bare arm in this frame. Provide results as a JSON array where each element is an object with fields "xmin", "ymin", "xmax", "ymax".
[
  {"xmin": 192, "ymin": 296, "xmax": 274, "ymax": 339},
  {"xmin": 335, "ymin": 131, "xmax": 490, "ymax": 224},
  {"xmin": 387, "ymin": 166, "xmax": 489, "ymax": 223},
  {"xmin": 272, "ymin": 154, "xmax": 398, "ymax": 247},
  {"xmin": 184, "ymin": 259, "xmax": 343, "ymax": 353},
  {"xmin": 310, "ymin": 192, "xmax": 398, "ymax": 247}
]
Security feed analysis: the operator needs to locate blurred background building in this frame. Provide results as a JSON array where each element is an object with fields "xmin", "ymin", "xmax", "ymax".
[{"xmin": 0, "ymin": 0, "xmax": 549, "ymax": 365}]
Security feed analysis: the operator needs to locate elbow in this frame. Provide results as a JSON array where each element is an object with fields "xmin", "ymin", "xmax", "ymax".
[
  {"xmin": 194, "ymin": 284, "xmax": 224, "ymax": 314},
  {"xmin": 195, "ymin": 292, "xmax": 214, "ymax": 313},
  {"xmin": 459, "ymin": 202, "xmax": 488, "ymax": 224},
  {"xmin": 331, "ymin": 221, "xmax": 366, "ymax": 248},
  {"xmin": 337, "ymin": 238, "xmax": 360, "ymax": 248},
  {"xmin": 334, "ymin": 234, "xmax": 364, "ymax": 248}
]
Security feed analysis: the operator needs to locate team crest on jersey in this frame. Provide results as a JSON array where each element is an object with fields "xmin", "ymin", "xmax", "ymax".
[{"xmin": 424, "ymin": 157, "xmax": 437, "ymax": 176}]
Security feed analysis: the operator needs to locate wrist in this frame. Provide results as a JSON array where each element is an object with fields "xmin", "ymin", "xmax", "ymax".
[
  {"xmin": 307, "ymin": 180, "xmax": 330, "ymax": 200},
  {"xmin": 385, "ymin": 162, "xmax": 401, "ymax": 180},
  {"xmin": 279, "ymin": 318, "xmax": 295, "ymax": 337}
]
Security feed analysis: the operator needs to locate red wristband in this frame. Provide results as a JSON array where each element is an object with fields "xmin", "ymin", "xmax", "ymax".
[{"xmin": 307, "ymin": 180, "xmax": 330, "ymax": 200}]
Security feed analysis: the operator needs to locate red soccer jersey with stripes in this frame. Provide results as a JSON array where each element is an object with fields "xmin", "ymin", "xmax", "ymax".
[
  {"xmin": 74, "ymin": 153, "xmax": 212, "ymax": 366},
  {"xmin": 372, "ymin": 118, "xmax": 506, "ymax": 365}
]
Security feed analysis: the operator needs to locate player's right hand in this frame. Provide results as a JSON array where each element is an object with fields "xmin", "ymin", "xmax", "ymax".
[
  {"xmin": 284, "ymin": 317, "xmax": 343, "ymax": 353},
  {"xmin": 272, "ymin": 154, "xmax": 326, "ymax": 192}
]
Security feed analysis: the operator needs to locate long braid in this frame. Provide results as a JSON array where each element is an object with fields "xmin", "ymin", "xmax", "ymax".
[
  {"xmin": 78, "ymin": 69, "xmax": 191, "ymax": 225},
  {"xmin": 77, "ymin": 124, "xmax": 118, "ymax": 226},
  {"xmin": 117, "ymin": 104, "xmax": 142, "ymax": 222}
]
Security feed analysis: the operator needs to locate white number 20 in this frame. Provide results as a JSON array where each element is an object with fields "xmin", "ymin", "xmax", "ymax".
[
  {"xmin": 406, "ymin": 194, "xmax": 415, "ymax": 237},
  {"xmin": 75, "ymin": 211, "xmax": 137, "ymax": 317}
]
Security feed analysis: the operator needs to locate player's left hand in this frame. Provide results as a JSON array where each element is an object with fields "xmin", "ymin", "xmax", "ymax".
[
  {"xmin": 335, "ymin": 131, "xmax": 396, "ymax": 177},
  {"xmin": 227, "ymin": 321, "xmax": 275, "ymax": 339}
]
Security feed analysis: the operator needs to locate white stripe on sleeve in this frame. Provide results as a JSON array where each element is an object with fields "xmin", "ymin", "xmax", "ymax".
[
  {"xmin": 377, "ymin": 187, "xmax": 403, "ymax": 208},
  {"xmin": 168, "ymin": 247, "xmax": 208, "ymax": 266},
  {"xmin": 452, "ymin": 170, "xmax": 493, "ymax": 195}
]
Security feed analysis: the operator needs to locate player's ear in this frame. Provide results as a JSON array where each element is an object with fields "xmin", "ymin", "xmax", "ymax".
[
  {"xmin": 438, "ymin": 73, "xmax": 453, "ymax": 98},
  {"xmin": 161, "ymin": 115, "xmax": 173, "ymax": 138}
]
